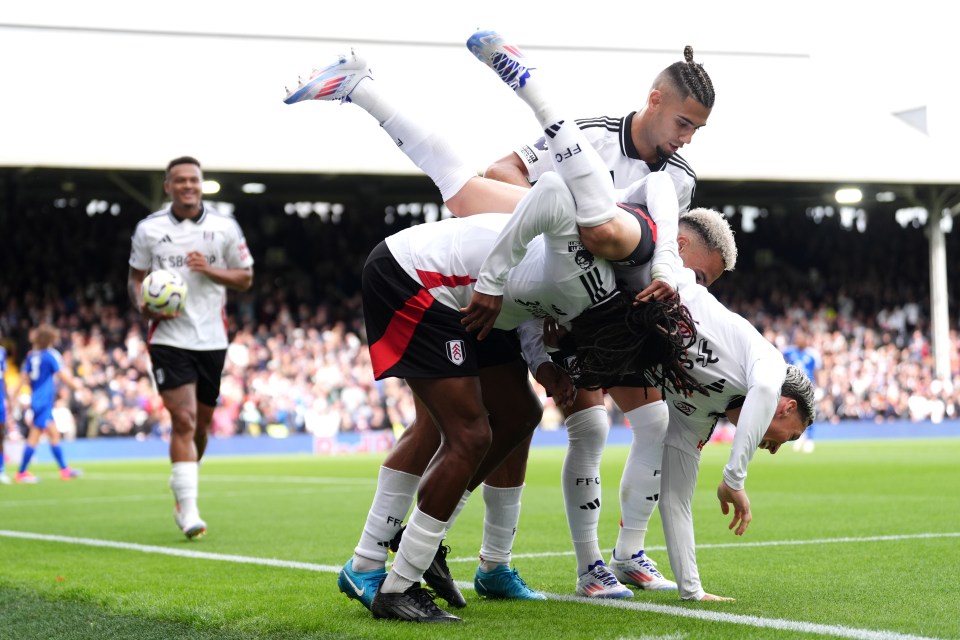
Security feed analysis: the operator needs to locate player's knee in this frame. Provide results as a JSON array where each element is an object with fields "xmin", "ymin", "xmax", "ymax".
[
  {"xmin": 448, "ymin": 416, "xmax": 493, "ymax": 455},
  {"xmin": 168, "ymin": 407, "xmax": 197, "ymax": 433},
  {"xmin": 517, "ymin": 396, "xmax": 544, "ymax": 433}
]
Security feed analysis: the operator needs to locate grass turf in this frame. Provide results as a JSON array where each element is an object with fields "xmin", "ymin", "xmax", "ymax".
[{"xmin": 0, "ymin": 437, "xmax": 957, "ymax": 639}]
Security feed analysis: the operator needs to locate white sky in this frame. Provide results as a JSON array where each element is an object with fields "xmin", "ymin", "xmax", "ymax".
[{"xmin": 1, "ymin": 1, "xmax": 957, "ymax": 183}]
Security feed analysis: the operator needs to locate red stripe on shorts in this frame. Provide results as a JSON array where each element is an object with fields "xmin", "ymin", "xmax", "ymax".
[
  {"xmin": 370, "ymin": 287, "xmax": 437, "ymax": 378},
  {"xmin": 621, "ymin": 204, "xmax": 658, "ymax": 243}
]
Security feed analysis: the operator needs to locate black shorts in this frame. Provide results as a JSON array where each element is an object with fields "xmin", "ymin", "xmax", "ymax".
[
  {"xmin": 362, "ymin": 242, "xmax": 521, "ymax": 380},
  {"xmin": 148, "ymin": 344, "xmax": 226, "ymax": 407}
]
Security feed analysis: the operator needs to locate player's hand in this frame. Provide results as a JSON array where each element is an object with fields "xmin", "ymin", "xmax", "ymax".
[
  {"xmin": 139, "ymin": 304, "xmax": 180, "ymax": 321},
  {"xmin": 635, "ymin": 280, "xmax": 675, "ymax": 303},
  {"xmin": 717, "ymin": 481, "xmax": 752, "ymax": 536},
  {"xmin": 534, "ymin": 363, "xmax": 576, "ymax": 409},
  {"xmin": 460, "ymin": 292, "xmax": 502, "ymax": 340},
  {"xmin": 186, "ymin": 250, "xmax": 211, "ymax": 274},
  {"xmin": 542, "ymin": 317, "xmax": 568, "ymax": 348},
  {"xmin": 699, "ymin": 593, "xmax": 736, "ymax": 602}
]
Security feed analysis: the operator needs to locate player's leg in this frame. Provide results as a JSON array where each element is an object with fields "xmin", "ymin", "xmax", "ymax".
[
  {"xmin": 340, "ymin": 396, "xmax": 448, "ymax": 611},
  {"xmin": 359, "ymin": 245, "xmax": 478, "ymax": 622},
  {"xmin": 43, "ymin": 418, "xmax": 80, "ymax": 480},
  {"xmin": 15, "ymin": 423, "xmax": 42, "ymax": 483},
  {"xmin": 606, "ymin": 388, "xmax": 676, "ymax": 590},
  {"xmin": 659, "ymin": 443, "xmax": 709, "ymax": 601},
  {"xmin": 283, "ymin": 52, "xmax": 527, "ymax": 217},
  {"xmin": 467, "ymin": 30, "xmax": 647, "ymax": 263},
  {"xmin": 373, "ymin": 376, "xmax": 490, "ymax": 622},
  {"xmin": 559, "ymin": 393, "xmax": 633, "ymax": 599},
  {"xmin": 162, "ymin": 382, "xmax": 207, "ymax": 539},
  {"xmin": 0, "ymin": 420, "xmax": 7, "ymax": 484},
  {"xmin": 467, "ymin": 31, "xmax": 619, "ymax": 228},
  {"xmin": 471, "ymin": 357, "xmax": 546, "ymax": 601}
]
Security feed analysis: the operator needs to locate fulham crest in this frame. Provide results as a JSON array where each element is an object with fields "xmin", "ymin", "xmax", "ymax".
[{"xmin": 446, "ymin": 340, "xmax": 466, "ymax": 366}]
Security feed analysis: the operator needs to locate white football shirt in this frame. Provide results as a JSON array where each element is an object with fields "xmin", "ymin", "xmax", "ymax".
[
  {"xmin": 129, "ymin": 205, "xmax": 254, "ymax": 350},
  {"xmin": 384, "ymin": 173, "xmax": 617, "ymax": 332},
  {"xmin": 515, "ymin": 112, "xmax": 698, "ymax": 212}
]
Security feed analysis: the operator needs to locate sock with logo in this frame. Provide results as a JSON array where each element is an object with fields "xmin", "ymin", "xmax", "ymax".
[
  {"xmin": 386, "ymin": 506, "xmax": 447, "ymax": 591},
  {"xmin": 615, "ymin": 401, "xmax": 669, "ymax": 560},
  {"xmin": 562, "ymin": 405, "xmax": 609, "ymax": 575},
  {"xmin": 505, "ymin": 60, "xmax": 617, "ymax": 228},
  {"xmin": 478, "ymin": 483, "xmax": 524, "ymax": 571},
  {"xmin": 352, "ymin": 466, "xmax": 420, "ymax": 572}
]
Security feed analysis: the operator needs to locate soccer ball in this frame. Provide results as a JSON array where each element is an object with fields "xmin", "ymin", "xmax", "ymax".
[{"xmin": 141, "ymin": 269, "xmax": 187, "ymax": 315}]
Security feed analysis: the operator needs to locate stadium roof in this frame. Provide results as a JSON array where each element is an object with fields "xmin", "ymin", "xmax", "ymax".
[{"xmin": 1, "ymin": 1, "xmax": 958, "ymax": 191}]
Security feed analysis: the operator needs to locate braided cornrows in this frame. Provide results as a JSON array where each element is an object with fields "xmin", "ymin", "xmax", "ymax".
[
  {"xmin": 568, "ymin": 292, "xmax": 707, "ymax": 397},
  {"xmin": 664, "ymin": 46, "xmax": 715, "ymax": 108}
]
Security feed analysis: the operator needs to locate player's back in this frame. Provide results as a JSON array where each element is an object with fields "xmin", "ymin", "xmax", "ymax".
[
  {"xmin": 663, "ymin": 270, "xmax": 785, "ymax": 448},
  {"xmin": 23, "ymin": 347, "xmax": 62, "ymax": 409}
]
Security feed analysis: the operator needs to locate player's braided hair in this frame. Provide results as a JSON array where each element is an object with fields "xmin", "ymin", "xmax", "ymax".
[
  {"xmin": 661, "ymin": 46, "xmax": 715, "ymax": 108},
  {"xmin": 782, "ymin": 364, "xmax": 817, "ymax": 427},
  {"xmin": 567, "ymin": 292, "xmax": 706, "ymax": 396}
]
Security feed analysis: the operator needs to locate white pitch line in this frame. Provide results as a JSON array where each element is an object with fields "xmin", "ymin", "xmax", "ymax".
[
  {"xmin": 0, "ymin": 529, "xmax": 951, "ymax": 640},
  {"xmin": 457, "ymin": 532, "xmax": 960, "ymax": 564},
  {"xmin": 76, "ymin": 473, "xmax": 376, "ymax": 485},
  {"xmin": 551, "ymin": 595, "xmax": 945, "ymax": 640},
  {"xmin": 0, "ymin": 529, "xmax": 343, "ymax": 573}
]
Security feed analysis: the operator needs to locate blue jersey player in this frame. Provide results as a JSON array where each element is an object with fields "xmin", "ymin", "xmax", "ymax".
[
  {"xmin": 0, "ymin": 342, "xmax": 13, "ymax": 484},
  {"xmin": 783, "ymin": 330, "xmax": 820, "ymax": 452},
  {"xmin": 16, "ymin": 324, "xmax": 83, "ymax": 483}
]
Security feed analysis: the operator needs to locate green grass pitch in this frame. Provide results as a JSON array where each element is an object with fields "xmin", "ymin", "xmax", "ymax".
[{"xmin": 0, "ymin": 438, "xmax": 957, "ymax": 640}]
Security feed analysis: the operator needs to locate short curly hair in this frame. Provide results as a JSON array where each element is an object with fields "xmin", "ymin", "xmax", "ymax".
[
  {"xmin": 782, "ymin": 364, "xmax": 816, "ymax": 427},
  {"xmin": 679, "ymin": 208, "xmax": 738, "ymax": 271}
]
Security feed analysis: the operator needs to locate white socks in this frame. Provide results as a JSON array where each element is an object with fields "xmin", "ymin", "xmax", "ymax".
[
  {"xmin": 170, "ymin": 461, "xmax": 199, "ymax": 522},
  {"xmin": 384, "ymin": 506, "xmax": 447, "ymax": 592},
  {"xmin": 353, "ymin": 466, "xmax": 419, "ymax": 571},
  {"xmin": 614, "ymin": 400, "xmax": 669, "ymax": 559},
  {"xmin": 513, "ymin": 72, "xmax": 618, "ymax": 228},
  {"xmin": 561, "ymin": 405, "xmax": 609, "ymax": 574},
  {"xmin": 446, "ymin": 489, "xmax": 471, "ymax": 530},
  {"xmin": 344, "ymin": 81, "xmax": 394, "ymax": 126},
  {"xmin": 347, "ymin": 79, "xmax": 476, "ymax": 202},
  {"xmin": 479, "ymin": 483, "xmax": 524, "ymax": 570}
]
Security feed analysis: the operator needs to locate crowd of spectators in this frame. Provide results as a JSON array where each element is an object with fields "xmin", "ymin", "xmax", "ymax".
[{"xmin": 3, "ymin": 190, "xmax": 960, "ymax": 446}]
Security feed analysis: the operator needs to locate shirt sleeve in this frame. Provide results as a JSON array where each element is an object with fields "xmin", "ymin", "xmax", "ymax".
[
  {"xmin": 722, "ymin": 355, "xmax": 786, "ymax": 490},
  {"xmin": 225, "ymin": 220, "xmax": 254, "ymax": 269},
  {"xmin": 474, "ymin": 173, "xmax": 576, "ymax": 296},
  {"xmin": 129, "ymin": 224, "xmax": 152, "ymax": 271},
  {"xmin": 644, "ymin": 173, "xmax": 681, "ymax": 288},
  {"xmin": 517, "ymin": 320, "xmax": 553, "ymax": 378}
]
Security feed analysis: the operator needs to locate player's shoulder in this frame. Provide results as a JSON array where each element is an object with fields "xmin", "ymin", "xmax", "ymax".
[
  {"xmin": 134, "ymin": 208, "xmax": 172, "ymax": 232},
  {"xmin": 200, "ymin": 205, "xmax": 245, "ymax": 232},
  {"xmin": 662, "ymin": 153, "xmax": 697, "ymax": 184},
  {"xmin": 574, "ymin": 114, "xmax": 625, "ymax": 136}
]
